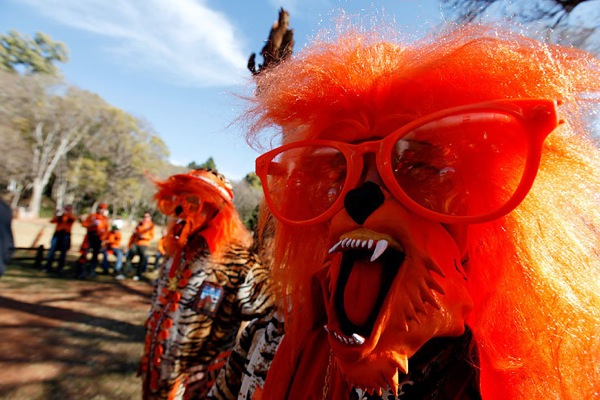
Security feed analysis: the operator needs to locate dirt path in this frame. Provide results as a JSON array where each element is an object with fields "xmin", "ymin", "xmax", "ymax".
[{"xmin": 0, "ymin": 219, "xmax": 157, "ymax": 400}]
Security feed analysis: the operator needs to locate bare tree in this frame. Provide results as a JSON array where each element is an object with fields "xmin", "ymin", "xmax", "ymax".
[
  {"xmin": 440, "ymin": 0, "xmax": 599, "ymax": 53},
  {"xmin": 0, "ymin": 124, "xmax": 30, "ymax": 209},
  {"xmin": 1, "ymin": 30, "xmax": 172, "ymax": 218},
  {"xmin": 0, "ymin": 71, "xmax": 114, "ymax": 216}
]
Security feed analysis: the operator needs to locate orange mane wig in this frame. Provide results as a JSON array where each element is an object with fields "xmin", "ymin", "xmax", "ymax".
[
  {"xmin": 247, "ymin": 24, "xmax": 600, "ymax": 399},
  {"xmin": 152, "ymin": 169, "xmax": 250, "ymax": 255}
]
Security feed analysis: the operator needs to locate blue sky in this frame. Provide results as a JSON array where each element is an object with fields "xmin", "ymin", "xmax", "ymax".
[{"xmin": 4, "ymin": 0, "xmax": 445, "ymax": 180}]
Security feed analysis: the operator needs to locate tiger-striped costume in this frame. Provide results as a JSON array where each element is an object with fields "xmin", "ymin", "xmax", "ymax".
[
  {"xmin": 207, "ymin": 311, "xmax": 284, "ymax": 399},
  {"xmin": 141, "ymin": 231, "xmax": 273, "ymax": 399},
  {"xmin": 140, "ymin": 169, "xmax": 274, "ymax": 400}
]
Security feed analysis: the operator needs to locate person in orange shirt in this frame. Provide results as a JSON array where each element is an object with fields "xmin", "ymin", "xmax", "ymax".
[
  {"xmin": 101, "ymin": 224, "xmax": 123, "ymax": 275},
  {"xmin": 119, "ymin": 211, "xmax": 154, "ymax": 281},
  {"xmin": 78, "ymin": 202, "xmax": 109, "ymax": 279},
  {"xmin": 44, "ymin": 204, "xmax": 77, "ymax": 274}
]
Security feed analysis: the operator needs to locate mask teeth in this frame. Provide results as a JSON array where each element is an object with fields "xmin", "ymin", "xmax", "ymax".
[
  {"xmin": 324, "ymin": 325, "xmax": 366, "ymax": 346},
  {"xmin": 351, "ymin": 333, "xmax": 365, "ymax": 345},
  {"xmin": 328, "ymin": 238, "xmax": 388, "ymax": 262}
]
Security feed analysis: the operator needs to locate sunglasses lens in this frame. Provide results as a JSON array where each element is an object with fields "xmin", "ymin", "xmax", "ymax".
[
  {"xmin": 264, "ymin": 145, "xmax": 348, "ymax": 222},
  {"xmin": 391, "ymin": 111, "xmax": 529, "ymax": 218}
]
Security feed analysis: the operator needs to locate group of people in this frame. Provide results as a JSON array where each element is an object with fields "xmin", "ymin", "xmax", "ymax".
[
  {"xmin": 133, "ymin": 20, "xmax": 600, "ymax": 400},
  {"xmin": 44, "ymin": 203, "xmax": 165, "ymax": 281}
]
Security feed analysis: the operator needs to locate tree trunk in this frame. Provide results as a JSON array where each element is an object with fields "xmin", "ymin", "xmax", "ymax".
[
  {"xmin": 54, "ymin": 178, "xmax": 67, "ymax": 209},
  {"xmin": 27, "ymin": 124, "xmax": 73, "ymax": 217},
  {"xmin": 29, "ymin": 177, "xmax": 44, "ymax": 217},
  {"xmin": 9, "ymin": 179, "xmax": 23, "ymax": 211},
  {"xmin": 53, "ymin": 159, "xmax": 68, "ymax": 209}
]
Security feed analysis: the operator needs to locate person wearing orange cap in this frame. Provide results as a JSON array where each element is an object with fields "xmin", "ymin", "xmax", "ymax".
[
  {"xmin": 44, "ymin": 204, "xmax": 77, "ymax": 274},
  {"xmin": 78, "ymin": 202, "xmax": 110, "ymax": 279}
]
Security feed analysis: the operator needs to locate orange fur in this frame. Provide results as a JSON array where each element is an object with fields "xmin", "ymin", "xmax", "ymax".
[{"xmin": 248, "ymin": 24, "xmax": 600, "ymax": 398}]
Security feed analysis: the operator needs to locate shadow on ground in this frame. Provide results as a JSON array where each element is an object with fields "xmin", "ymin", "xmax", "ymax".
[{"xmin": 0, "ymin": 259, "xmax": 155, "ymax": 400}]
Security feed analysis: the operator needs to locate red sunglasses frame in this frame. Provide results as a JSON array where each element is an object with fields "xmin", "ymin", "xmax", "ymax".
[{"xmin": 256, "ymin": 98, "xmax": 561, "ymax": 226}]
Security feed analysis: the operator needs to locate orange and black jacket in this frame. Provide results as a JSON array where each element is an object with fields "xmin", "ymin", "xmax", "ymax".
[
  {"xmin": 130, "ymin": 220, "xmax": 155, "ymax": 247},
  {"xmin": 81, "ymin": 213, "xmax": 109, "ymax": 240},
  {"xmin": 105, "ymin": 230, "xmax": 122, "ymax": 249},
  {"xmin": 51, "ymin": 212, "xmax": 77, "ymax": 234}
]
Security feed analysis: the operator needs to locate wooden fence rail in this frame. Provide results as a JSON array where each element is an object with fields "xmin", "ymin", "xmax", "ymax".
[
  {"xmin": 12, "ymin": 246, "xmax": 160, "ymax": 270},
  {"xmin": 12, "ymin": 246, "xmax": 46, "ymax": 267}
]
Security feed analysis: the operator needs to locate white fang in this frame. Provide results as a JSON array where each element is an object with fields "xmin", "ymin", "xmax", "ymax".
[{"xmin": 370, "ymin": 239, "xmax": 388, "ymax": 262}]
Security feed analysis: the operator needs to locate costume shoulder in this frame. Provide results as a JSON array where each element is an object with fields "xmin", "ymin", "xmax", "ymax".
[
  {"xmin": 236, "ymin": 248, "xmax": 275, "ymax": 320},
  {"xmin": 207, "ymin": 311, "xmax": 284, "ymax": 400}
]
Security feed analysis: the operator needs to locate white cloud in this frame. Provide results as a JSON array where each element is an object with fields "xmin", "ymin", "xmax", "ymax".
[{"xmin": 20, "ymin": 0, "xmax": 249, "ymax": 87}]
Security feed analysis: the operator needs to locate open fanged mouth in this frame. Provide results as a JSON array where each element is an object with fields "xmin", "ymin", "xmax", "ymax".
[
  {"xmin": 172, "ymin": 218, "xmax": 187, "ymax": 239},
  {"xmin": 327, "ymin": 233, "xmax": 406, "ymax": 346}
]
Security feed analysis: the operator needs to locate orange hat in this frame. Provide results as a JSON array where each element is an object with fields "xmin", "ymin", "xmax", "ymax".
[
  {"xmin": 187, "ymin": 169, "xmax": 234, "ymax": 203},
  {"xmin": 99, "ymin": 203, "xmax": 108, "ymax": 209}
]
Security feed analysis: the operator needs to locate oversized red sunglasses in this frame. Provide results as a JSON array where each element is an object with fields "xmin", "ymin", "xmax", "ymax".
[{"xmin": 256, "ymin": 99, "xmax": 561, "ymax": 226}]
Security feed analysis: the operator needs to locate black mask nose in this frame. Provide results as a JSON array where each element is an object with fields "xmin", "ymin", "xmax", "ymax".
[{"xmin": 343, "ymin": 181, "xmax": 385, "ymax": 225}]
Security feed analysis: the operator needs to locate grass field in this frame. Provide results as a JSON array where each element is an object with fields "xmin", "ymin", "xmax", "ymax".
[{"xmin": 0, "ymin": 243, "xmax": 156, "ymax": 399}]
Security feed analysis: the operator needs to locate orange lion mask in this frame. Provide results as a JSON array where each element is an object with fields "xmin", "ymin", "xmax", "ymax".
[
  {"xmin": 153, "ymin": 169, "xmax": 243, "ymax": 257},
  {"xmin": 245, "ymin": 24, "xmax": 600, "ymax": 399}
]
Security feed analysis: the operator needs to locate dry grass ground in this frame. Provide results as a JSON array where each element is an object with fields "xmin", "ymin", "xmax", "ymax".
[{"xmin": 0, "ymin": 218, "xmax": 159, "ymax": 400}]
